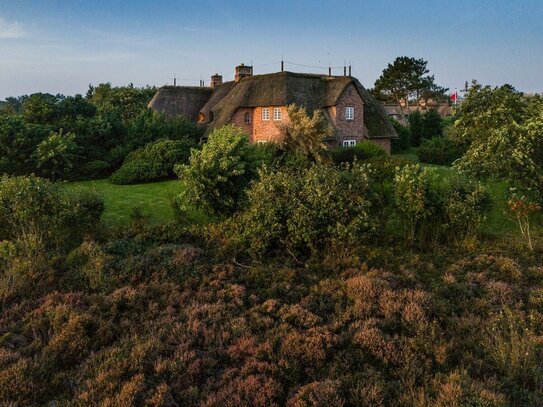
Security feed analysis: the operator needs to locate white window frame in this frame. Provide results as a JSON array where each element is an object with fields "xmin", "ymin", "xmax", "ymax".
[
  {"xmin": 256, "ymin": 140, "xmax": 268, "ymax": 144},
  {"xmin": 342, "ymin": 139, "xmax": 357, "ymax": 147},
  {"xmin": 345, "ymin": 106, "xmax": 354, "ymax": 121},
  {"xmin": 261, "ymin": 108, "xmax": 270, "ymax": 121},
  {"xmin": 273, "ymin": 107, "xmax": 282, "ymax": 121}
]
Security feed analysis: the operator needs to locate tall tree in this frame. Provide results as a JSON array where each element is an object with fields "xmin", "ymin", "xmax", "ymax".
[{"xmin": 373, "ymin": 57, "xmax": 448, "ymax": 107}]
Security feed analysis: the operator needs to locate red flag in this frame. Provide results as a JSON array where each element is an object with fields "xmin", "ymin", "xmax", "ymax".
[{"xmin": 450, "ymin": 92, "xmax": 458, "ymax": 102}]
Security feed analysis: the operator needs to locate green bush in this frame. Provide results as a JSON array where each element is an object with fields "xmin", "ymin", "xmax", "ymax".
[
  {"xmin": 76, "ymin": 160, "xmax": 111, "ymax": 179},
  {"xmin": 409, "ymin": 110, "xmax": 444, "ymax": 146},
  {"xmin": 417, "ymin": 137, "xmax": 461, "ymax": 165},
  {"xmin": 225, "ymin": 163, "xmax": 375, "ymax": 259},
  {"xmin": 176, "ymin": 125, "xmax": 255, "ymax": 217},
  {"xmin": 393, "ymin": 164, "xmax": 490, "ymax": 246},
  {"xmin": 391, "ymin": 119, "xmax": 411, "ymax": 152},
  {"xmin": 331, "ymin": 141, "xmax": 386, "ymax": 164},
  {"xmin": 110, "ymin": 139, "xmax": 195, "ymax": 184},
  {"xmin": 0, "ymin": 175, "xmax": 103, "ymax": 250}
]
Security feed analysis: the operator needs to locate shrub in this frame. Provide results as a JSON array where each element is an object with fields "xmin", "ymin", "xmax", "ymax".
[
  {"xmin": 394, "ymin": 165, "xmax": 490, "ymax": 246},
  {"xmin": 76, "ymin": 160, "xmax": 111, "ymax": 179},
  {"xmin": 409, "ymin": 110, "xmax": 444, "ymax": 146},
  {"xmin": 225, "ymin": 163, "xmax": 375, "ymax": 259},
  {"xmin": 110, "ymin": 160, "xmax": 160, "ymax": 185},
  {"xmin": 0, "ymin": 175, "xmax": 103, "ymax": 250},
  {"xmin": 110, "ymin": 139, "xmax": 194, "ymax": 184},
  {"xmin": 417, "ymin": 137, "xmax": 460, "ymax": 165},
  {"xmin": 331, "ymin": 141, "xmax": 386, "ymax": 164},
  {"xmin": 391, "ymin": 119, "xmax": 411, "ymax": 152},
  {"xmin": 176, "ymin": 125, "xmax": 255, "ymax": 217}
]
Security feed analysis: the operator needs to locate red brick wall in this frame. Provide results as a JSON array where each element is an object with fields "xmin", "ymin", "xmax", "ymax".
[
  {"xmin": 231, "ymin": 106, "xmax": 288, "ymax": 143},
  {"xmin": 329, "ymin": 83, "xmax": 365, "ymax": 147}
]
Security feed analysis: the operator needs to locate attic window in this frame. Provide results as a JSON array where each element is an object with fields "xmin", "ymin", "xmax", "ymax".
[
  {"xmin": 345, "ymin": 106, "xmax": 354, "ymax": 121},
  {"xmin": 273, "ymin": 107, "xmax": 282, "ymax": 121},
  {"xmin": 262, "ymin": 108, "xmax": 270, "ymax": 121},
  {"xmin": 342, "ymin": 139, "xmax": 356, "ymax": 147},
  {"xmin": 244, "ymin": 112, "xmax": 252, "ymax": 124}
]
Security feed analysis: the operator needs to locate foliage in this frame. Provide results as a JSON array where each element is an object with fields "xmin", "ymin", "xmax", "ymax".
[
  {"xmin": 126, "ymin": 109, "xmax": 201, "ymax": 149},
  {"xmin": 408, "ymin": 109, "xmax": 444, "ymax": 146},
  {"xmin": 1, "ymin": 220, "xmax": 542, "ymax": 405},
  {"xmin": 176, "ymin": 125, "xmax": 255, "ymax": 217},
  {"xmin": 394, "ymin": 164, "xmax": 490, "ymax": 246},
  {"xmin": 330, "ymin": 140, "xmax": 386, "ymax": 164},
  {"xmin": 34, "ymin": 129, "xmax": 79, "ymax": 180},
  {"xmin": 417, "ymin": 137, "xmax": 460, "ymax": 165},
  {"xmin": 373, "ymin": 56, "xmax": 448, "ymax": 105},
  {"xmin": 110, "ymin": 138, "xmax": 195, "ymax": 184},
  {"xmin": 507, "ymin": 188, "xmax": 541, "ymax": 251},
  {"xmin": 0, "ymin": 175, "xmax": 103, "ymax": 251},
  {"xmin": 222, "ymin": 163, "xmax": 374, "ymax": 259},
  {"xmin": 454, "ymin": 103, "xmax": 543, "ymax": 194},
  {"xmin": 284, "ymin": 104, "xmax": 333, "ymax": 162},
  {"xmin": 87, "ymin": 82, "xmax": 156, "ymax": 122},
  {"xmin": 390, "ymin": 119, "xmax": 411, "ymax": 152}
]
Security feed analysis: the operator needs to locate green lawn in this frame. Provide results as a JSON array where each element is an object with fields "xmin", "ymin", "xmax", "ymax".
[{"xmin": 62, "ymin": 178, "xmax": 194, "ymax": 226}]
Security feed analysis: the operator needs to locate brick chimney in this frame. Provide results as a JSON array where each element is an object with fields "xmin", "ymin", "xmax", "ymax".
[
  {"xmin": 235, "ymin": 63, "xmax": 253, "ymax": 82},
  {"xmin": 210, "ymin": 73, "xmax": 223, "ymax": 89}
]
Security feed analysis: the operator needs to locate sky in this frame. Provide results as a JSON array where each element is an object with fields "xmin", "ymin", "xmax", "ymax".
[{"xmin": 0, "ymin": 0, "xmax": 542, "ymax": 99}]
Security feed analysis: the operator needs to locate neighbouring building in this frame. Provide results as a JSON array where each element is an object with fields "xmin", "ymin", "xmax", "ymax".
[
  {"xmin": 149, "ymin": 64, "xmax": 398, "ymax": 152},
  {"xmin": 383, "ymin": 100, "xmax": 454, "ymax": 126}
]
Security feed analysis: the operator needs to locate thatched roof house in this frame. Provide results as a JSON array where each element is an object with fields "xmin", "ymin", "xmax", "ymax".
[{"xmin": 149, "ymin": 65, "xmax": 397, "ymax": 152}]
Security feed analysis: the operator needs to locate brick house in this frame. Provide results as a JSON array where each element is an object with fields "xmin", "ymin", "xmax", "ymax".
[{"xmin": 149, "ymin": 64, "xmax": 397, "ymax": 152}]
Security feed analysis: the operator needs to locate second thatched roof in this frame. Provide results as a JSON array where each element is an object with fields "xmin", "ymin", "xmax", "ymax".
[{"xmin": 203, "ymin": 71, "xmax": 397, "ymax": 139}]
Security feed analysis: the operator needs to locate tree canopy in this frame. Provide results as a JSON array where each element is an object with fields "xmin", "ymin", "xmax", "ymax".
[{"xmin": 373, "ymin": 57, "xmax": 448, "ymax": 106}]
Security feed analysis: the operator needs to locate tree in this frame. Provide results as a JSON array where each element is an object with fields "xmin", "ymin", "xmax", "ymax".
[
  {"xmin": 88, "ymin": 83, "xmax": 157, "ymax": 122},
  {"xmin": 34, "ymin": 129, "xmax": 79, "ymax": 180},
  {"xmin": 175, "ymin": 125, "xmax": 255, "ymax": 216},
  {"xmin": 22, "ymin": 93, "xmax": 62, "ymax": 124},
  {"xmin": 373, "ymin": 57, "xmax": 448, "ymax": 107},
  {"xmin": 284, "ymin": 104, "xmax": 333, "ymax": 162},
  {"xmin": 453, "ymin": 83, "xmax": 543, "ymax": 194}
]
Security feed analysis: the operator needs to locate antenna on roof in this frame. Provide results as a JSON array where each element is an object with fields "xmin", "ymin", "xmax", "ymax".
[
  {"xmin": 328, "ymin": 52, "xmax": 331, "ymax": 76},
  {"xmin": 348, "ymin": 61, "xmax": 352, "ymax": 77},
  {"xmin": 173, "ymin": 74, "xmax": 176, "ymax": 87},
  {"xmin": 281, "ymin": 54, "xmax": 284, "ymax": 72},
  {"xmin": 344, "ymin": 60, "xmax": 346, "ymax": 77}
]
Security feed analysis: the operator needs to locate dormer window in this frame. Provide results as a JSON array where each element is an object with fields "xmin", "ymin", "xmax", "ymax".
[
  {"xmin": 244, "ymin": 112, "xmax": 252, "ymax": 124},
  {"xmin": 345, "ymin": 106, "xmax": 354, "ymax": 121},
  {"xmin": 273, "ymin": 107, "xmax": 282, "ymax": 121},
  {"xmin": 262, "ymin": 108, "xmax": 270, "ymax": 121}
]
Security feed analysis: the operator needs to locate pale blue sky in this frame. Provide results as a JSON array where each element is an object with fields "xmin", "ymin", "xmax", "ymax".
[{"xmin": 0, "ymin": 0, "xmax": 542, "ymax": 99}]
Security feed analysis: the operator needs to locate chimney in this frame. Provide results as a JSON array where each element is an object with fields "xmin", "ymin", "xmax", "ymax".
[
  {"xmin": 210, "ymin": 73, "xmax": 223, "ymax": 89},
  {"xmin": 235, "ymin": 63, "xmax": 253, "ymax": 82}
]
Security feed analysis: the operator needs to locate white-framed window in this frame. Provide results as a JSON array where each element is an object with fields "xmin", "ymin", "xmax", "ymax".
[
  {"xmin": 257, "ymin": 140, "xmax": 268, "ymax": 144},
  {"xmin": 342, "ymin": 139, "xmax": 356, "ymax": 147},
  {"xmin": 262, "ymin": 108, "xmax": 270, "ymax": 121},
  {"xmin": 273, "ymin": 107, "xmax": 282, "ymax": 121},
  {"xmin": 244, "ymin": 112, "xmax": 252, "ymax": 124},
  {"xmin": 345, "ymin": 106, "xmax": 354, "ymax": 121}
]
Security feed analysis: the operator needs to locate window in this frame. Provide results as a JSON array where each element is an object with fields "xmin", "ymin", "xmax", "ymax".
[
  {"xmin": 345, "ymin": 106, "xmax": 354, "ymax": 121},
  {"xmin": 273, "ymin": 107, "xmax": 282, "ymax": 121},
  {"xmin": 244, "ymin": 112, "xmax": 252, "ymax": 124},
  {"xmin": 262, "ymin": 108, "xmax": 270, "ymax": 121},
  {"xmin": 257, "ymin": 140, "xmax": 268, "ymax": 144},
  {"xmin": 342, "ymin": 139, "xmax": 356, "ymax": 147}
]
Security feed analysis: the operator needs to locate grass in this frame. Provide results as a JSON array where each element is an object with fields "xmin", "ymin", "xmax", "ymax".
[{"xmin": 62, "ymin": 178, "xmax": 205, "ymax": 227}]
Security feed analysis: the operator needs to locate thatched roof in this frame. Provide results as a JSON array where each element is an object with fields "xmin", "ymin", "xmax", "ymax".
[
  {"xmin": 204, "ymin": 72, "xmax": 397, "ymax": 139},
  {"xmin": 148, "ymin": 86, "xmax": 212, "ymax": 121}
]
